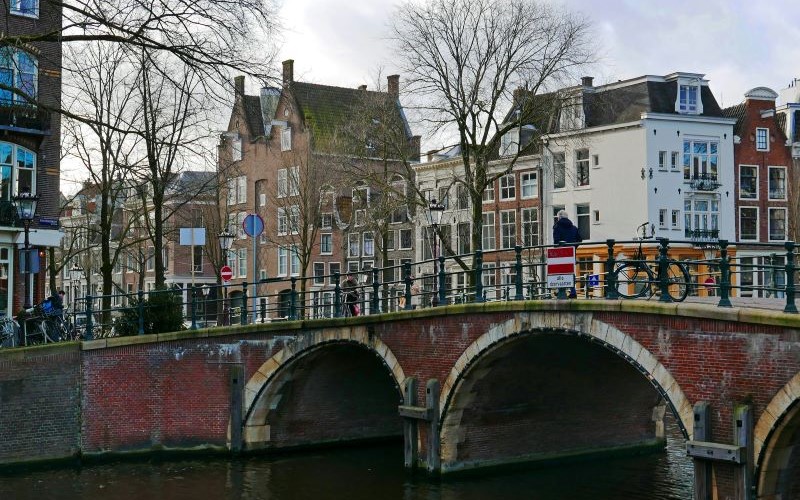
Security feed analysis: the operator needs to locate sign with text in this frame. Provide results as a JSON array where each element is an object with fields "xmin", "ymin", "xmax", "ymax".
[{"xmin": 546, "ymin": 246, "xmax": 575, "ymax": 289}]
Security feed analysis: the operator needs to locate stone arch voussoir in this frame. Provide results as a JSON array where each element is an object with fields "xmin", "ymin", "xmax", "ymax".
[{"xmin": 754, "ymin": 371, "xmax": 800, "ymax": 472}]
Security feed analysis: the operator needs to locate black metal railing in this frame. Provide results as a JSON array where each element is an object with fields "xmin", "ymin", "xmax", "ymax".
[
  {"xmin": 688, "ymin": 173, "xmax": 721, "ymax": 191},
  {"xmin": 0, "ymin": 102, "xmax": 50, "ymax": 132},
  {"xmin": 685, "ymin": 228, "xmax": 719, "ymax": 241}
]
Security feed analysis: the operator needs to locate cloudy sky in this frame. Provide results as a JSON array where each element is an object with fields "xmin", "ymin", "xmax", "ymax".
[{"xmin": 276, "ymin": 0, "xmax": 799, "ymax": 109}]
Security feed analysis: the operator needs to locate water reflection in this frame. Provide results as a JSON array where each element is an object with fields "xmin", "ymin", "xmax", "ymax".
[{"xmin": 0, "ymin": 417, "xmax": 692, "ymax": 500}]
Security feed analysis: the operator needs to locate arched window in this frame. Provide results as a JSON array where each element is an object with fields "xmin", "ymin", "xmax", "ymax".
[
  {"xmin": 0, "ymin": 49, "xmax": 37, "ymax": 104},
  {"xmin": 0, "ymin": 142, "xmax": 36, "ymax": 200}
]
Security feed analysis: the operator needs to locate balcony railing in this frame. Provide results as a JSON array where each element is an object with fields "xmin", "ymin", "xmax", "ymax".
[
  {"xmin": 685, "ymin": 228, "xmax": 719, "ymax": 241},
  {"xmin": 0, "ymin": 102, "xmax": 50, "ymax": 133},
  {"xmin": 688, "ymin": 173, "xmax": 721, "ymax": 191}
]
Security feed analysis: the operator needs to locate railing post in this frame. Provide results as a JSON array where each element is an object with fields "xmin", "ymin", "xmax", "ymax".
[
  {"xmin": 190, "ymin": 287, "xmax": 198, "ymax": 330},
  {"xmin": 333, "ymin": 272, "xmax": 342, "ymax": 317},
  {"xmin": 473, "ymin": 249, "xmax": 484, "ymax": 303},
  {"xmin": 241, "ymin": 282, "xmax": 248, "ymax": 325},
  {"xmin": 85, "ymin": 294, "xmax": 94, "ymax": 341},
  {"xmin": 657, "ymin": 238, "xmax": 671, "ymax": 302},
  {"xmin": 372, "ymin": 268, "xmax": 380, "ymax": 314},
  {"xmin": 514, "ymin": 245, "xmax": 524, "ymax": 301},
  {"xmin": 784, "ymin": 241, "xmax": 797, "ymax": 313},
  {"xmin": 438, "ymin": 255, "xmax": 446, "ymax": 306},
  {"xmin": 403, "ymin": 262, "xmax": 412, "ymax": 310},
  {"xmin": 718, "ymin": 240, "xmax": 732, "ymax": 308},
  {"xmin": 137, "ymin": 290, "xmax": 144, "ymax": 335},
  {"xmin": 605, "ymin": 239, "xmax": 617, "ymax": 299},
  {"xmin": 289, "ymin": 277, "xmax": 297, "ymax": 320}
]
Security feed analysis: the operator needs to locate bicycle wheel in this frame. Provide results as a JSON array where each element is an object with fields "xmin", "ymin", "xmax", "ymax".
[
  {"xmin": 664, "ymin": 261, "xmax": 690, "ymax": 302},
  {"xmin": 613, "ymin": 262, "xmax": 653, "ymax": 299},
  {"xmin": 39, "ymin": 320, "xmax": 59, "ymax": 343},
  {"xmin": 0, "ymin": 321, "xmax": 17, "ymax": 347}
]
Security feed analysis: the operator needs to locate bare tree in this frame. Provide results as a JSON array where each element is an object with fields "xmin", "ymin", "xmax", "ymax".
[{"xmin": 392, "ymin": 0, "xmax": 594, "ymax": 255}]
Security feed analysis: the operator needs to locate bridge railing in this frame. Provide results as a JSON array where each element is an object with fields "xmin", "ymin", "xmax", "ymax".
[{"xmin": 53, "ymin": 239, "xmax": 798, "ymax": 341}]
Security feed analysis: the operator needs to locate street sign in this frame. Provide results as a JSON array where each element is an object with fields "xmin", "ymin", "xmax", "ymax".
[
  {"xmin": 220, "ymin": 265, "xmax": 233, "ymax": 282},
  {"xmin": 588, "ymin": 274, "xmax": 600, "ymax": 288},
  {"xmin": 546, "ymin": 246, "xmax": 576, "ymax": 289},
  {"xmin": 243, "ymin": 213, "xmax": 264, "ymax": 238}
]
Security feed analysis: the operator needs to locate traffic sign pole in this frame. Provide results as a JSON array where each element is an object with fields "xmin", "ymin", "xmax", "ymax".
[{"xmin": 243, "ymin": 214, "xmax": 265, "ymax": 324}]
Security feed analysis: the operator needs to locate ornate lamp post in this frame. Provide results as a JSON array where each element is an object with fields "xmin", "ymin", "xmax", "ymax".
[
  {"xmin": 218, "ymin": 230, "xmax": 235, "ymax": 325},
  {"xmin": 12, "ymin": 191, "xmax": 39, "ymax": 309},
  {"xmin": 70, "ymin": 263, "xmax": 83, "ymax": 317},
  {"xmin": 428, "ymin": 198, "xmax": 445, "ymax": 307},
  {"xmin": 202, "ymin": 284, "xmax": 210, "ymax": 325}
]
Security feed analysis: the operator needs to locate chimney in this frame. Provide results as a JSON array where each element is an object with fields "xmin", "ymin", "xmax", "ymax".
[
  {"xmin": 410, "ymin": 135, "xmax": 421, "ymax": 162},
  {"xmin": 426, "ymin": 149, "xmax": 437, "ymax": 162},
  {"xmin": 234, "ymin": 75, "xmax": 245, "ymax": 98},
  {"xmin": 358, "ymin": 84, "xmax": 367, "ymax": 91},
  {"xmin": 513, "ymin": 87, "xmax": 526, "ymax": 104},
  {"xmin": 581, "ymin": 76, "xmax": 594, "ymax": 87},
  {"xmin": 282, "ymin": 59, "xmax": 294, "ymax": 85},
  {"xmin": 387, "ymin": 74, "xmax": 400, "ymax": 97}
]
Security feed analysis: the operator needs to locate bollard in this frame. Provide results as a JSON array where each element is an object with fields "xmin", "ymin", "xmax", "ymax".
[
  {"xmin": 290, "ymin": 277, "xmax": 297, "ymax": 320},
  {"xmin": 372, "ymin": 268, "xmax": 380, "ymax": 314},
  {"xmin": 190, "ymin": 287, "xmax": 198, "ymax": 330},
  {"xmin": 137, "ymin": 290, "xmax": 145, "ymax": 335},
  {"xmin": 718, "ymin": 240, "xmax": 732, "ymax": 308},
  {"xmin": 403, "ymin": 262, "xmax": 413, "ymax": 310},
  {"xmin": 784, "ymin": 242, "xmax": 797, "ymax": 313},
  {"xmin": 474, "ymin": 249, "xmax": 484, "ymax": 303},
  {"xmin": 438, "ymin": 255, "xmax": 446, "ymax": 306},
  {"xmin": 334, "ymin": 272, "xmax": 342, "ymax": 317},
  {"xmin": 657, "ymin": 238, "xmax": 671, "ymax": 303},
  {"xmin": 241, "ymin": 282, "xmax": 248, "ymax": 325},
  {"xmin": 605, "ymin": 239, "xmax": 617, "ymax": 299},
  {"xmin": 85, "ymin": 294, "xmax": 94, "ymax": 340},
  {"xmin": 514, "ymin": 245, "xmax": 524, "ymax": 300}
]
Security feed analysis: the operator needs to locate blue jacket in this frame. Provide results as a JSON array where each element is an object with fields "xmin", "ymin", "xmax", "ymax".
[{"xmin": 553, "ymin": 217, "xmax": 582, "ymax": 244}]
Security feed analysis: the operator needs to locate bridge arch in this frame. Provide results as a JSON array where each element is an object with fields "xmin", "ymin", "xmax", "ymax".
[
  {"xmin": 438, "ymin": 312, "xmax": 693, "ymax": 471},
  {"xmin": 240, "ymin": 325, "xmax": 405, "ymax": 450},
  {"xmin": 755, "ymin": 372, "xmax": 800, "ymax": 499}
]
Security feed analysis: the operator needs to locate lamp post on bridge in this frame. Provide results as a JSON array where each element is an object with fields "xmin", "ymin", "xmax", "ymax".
[
  {"xmin": 12, "ymin": 191, "xmax": 39, "ymax": 309},
  {"xmin": 70, "ymin": 263, "xmax": 83, "ymax": 322},
  {"xmin": 428, "ymin": 198, "xmax": 445, "ymax": 307},
  {"xmin": 218, "ymin": 230, "xmax": 235, "ymax": 326}
]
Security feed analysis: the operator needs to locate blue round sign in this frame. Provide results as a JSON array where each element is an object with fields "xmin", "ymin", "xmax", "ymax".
[{"xmin": 243, "ymin": 213, "xmax": 264, "ymax": 237}]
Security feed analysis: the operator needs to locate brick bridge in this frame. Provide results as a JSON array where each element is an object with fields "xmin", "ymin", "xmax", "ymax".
[{"xmin": 2, "ymin": 300, "xmax": 800, "ymax": 500}]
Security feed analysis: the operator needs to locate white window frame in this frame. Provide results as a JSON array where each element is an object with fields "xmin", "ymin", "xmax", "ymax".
[
  {"xmin": 281, "ymin": 126, "xmax": 292, "ymax": 151},
  {"xmin": 768, "ymin": 166, "xmax": 786, "ymax": 200},
  {"xmin": 482, "ymin": 212, "xmax": 496, "ymax": 250},
  {"xmin": 521, "ymin": 208, "xmax": 539, "ymax": 247},
  {"xmin": 520, "ymin": 171, "xmax": 538, "ymax": 199},
  {"xmin": 277, "ymin": 247, "xmax": 288, "ymax": 276},
  {"xmin": 659, "ymin": 209, "xmax": 667, "ymax": 228},
  {"xmin": 739, "ymin": 165, "xmax": 758, "ymax": 200},
  {"xmin": 10, "ymin": 0, "xmax": 39, "ymax": 17},
  {"xmin": 399, "ymin": 229, "xmax": 412, "ymax": 250},
  {"xmin": 237, "ymin": 248, "xmax": 247, "ymax": 277},
  {"xmin": 320, "ymin": 233, "xmax": 332, "ymax": 255},
  {"xmin": 553, "ymin": 152, "xmax": 566, "ymax": 189},
  {"xmin": 671, "ymin": 210, "xmax": 680, "ymax": 229},
  {"xmin": 756, "ymin": 127, "xmax": 769, "ymax": 151},
  {"xmin": 677, "ymin": 82, "xmax": 701, "ymax": 114},
  {"xmin": 739, "ymin": 207, "xmax": 759, "ymax": 241},
  {"xmin": 658, "ymin": 151, "xmax": 667, "ymax": 170},
  {"xmin": 0, "ymin": 49, "xmax": 38, "ymax": 103},
  {"xmin": 575, "ymin": 149, "xmax": 590, "ymax": 186},
  {"xmin": 363, "ymin": 232, "xmax": 375, "ymax": 257},
  {"xmin": 670, "ymin": 151, "xmax": 679, "ymax": 171},
  {"xmin": 500, "ymin": 210, "xmax": 516, "ymax": 249},
  {"xmin": 482, "ymin": 181, "xmax": 495, "ymax": 203},
  {"xmin": 232, "ymin": 136, "xmax": 242, "ymax": 162},
  {"xmin": 277, "ymin": 168, "xmax": 288, "ymax": 198},
  {"xmin": 499, "ymin": 174, "xmax": 515, "ymax": 200},
  {"xmin": 290, "ymin": 246, "xmax": 300, "ymax": 276},
  {"xmin": 348, "ymin": 233, "xmax": 360, "ymax": 258},
  {"xmin": 288, "ymin": 166, "xmax": 300, "ymax": 196},
  {"xmin": 768, "ymin": 208, "xmax": 787, "ymax": 242},
  {"xmin": 277, "ymin": 208, "xmax": 288, "ymax": 235}
]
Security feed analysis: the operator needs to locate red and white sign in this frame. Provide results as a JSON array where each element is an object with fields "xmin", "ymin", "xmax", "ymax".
[
  {"xmin": 546, "ymin": 246, "xmax": 576, "ymax": 288},
  {"xmin": 220, "ymin": 265, "xmax": 233, "ymax": 283}
]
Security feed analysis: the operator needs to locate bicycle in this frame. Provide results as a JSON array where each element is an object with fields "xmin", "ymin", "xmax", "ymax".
[
  {"xmin": 0, "ymin": 315, "xmax": 19, "ymax": 348},
  {"xmin": 612, "ymin": 222, "xmax": 691, "ymax": 302}
]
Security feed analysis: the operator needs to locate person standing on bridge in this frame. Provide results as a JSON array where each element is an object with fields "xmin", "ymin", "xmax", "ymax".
[
  {"xmin": 342, "ymin": 273, "xmax": 360, "ymax": 316},
  {"xmin": 552, "ymin": 210, "xmax": 582, "ymax": 298}
]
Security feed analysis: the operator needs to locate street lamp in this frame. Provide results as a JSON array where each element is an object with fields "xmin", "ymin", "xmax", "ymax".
[
  {"xmin": 12, "ymin": 191, "xmax": 39, "ymax": 309},
  {"xmin": 428, "ymin": 198, "xmax": 445, "ymax": 307},
  {"xmin": 70, "ymin": 263, "xmax": 83, "ymax": 317},
  {"xmin": 202, "ymin": 284, "xmax": 210, "ymax": 325},
  {"xmin": 218, "ymin": 230, "xmax": 235, "ymax": 325}
]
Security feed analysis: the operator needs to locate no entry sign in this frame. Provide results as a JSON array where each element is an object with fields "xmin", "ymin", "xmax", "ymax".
[
  {"xmin": 220, "ymin": 265, "xmax": 233, "ymax": 283},
  {"xmin": 546, "ymin": 246, "xmax": 575, "ymax": 288}
]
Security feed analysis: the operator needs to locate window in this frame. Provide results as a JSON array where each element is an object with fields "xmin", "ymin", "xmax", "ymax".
[
  {"xmin": 320, "ymin": 213, "xmax": 332, "ymax": 229},
  {"xmin": 482, "ymin": 262, "xmax": 497, "ymax": 288},
  {"xmin": 482, "ymin": 212, "xmax": 496, "ymax": 250},
  {"xmin": 237, "ymin": 248, "xmax": 247, "ymax": 277},
  {"xmin": 348, "ymin": 233, "xmax": 360, "ymax": 257},
  {"xmin": 399, "ymin": 229, "xmax": 412, "ymax": 250},
  {"xmin": 659, "ymin": 209, "xmax": 667, "ymax": 228},
  {"xmin": 0, "ymin": 49, "xmax": 37, "ymax": 103},
  {"xmin": 438, "ymin": 186, "xmax": 450, "ymax": 209},
  {"xmin": 756, "ymin": 128, "xmax": 769, "ymax": 151},
  {"xmin": 227, "ymin": 176, "xmax": 246, "ymax": 205},
  {"xmin": 231, "ymin": 136, "xmax": 242, "ymax": 162},
  {"xmin": 683, "ymin": 139, "xmax": 718, "ymax": 180},
  {"xmin": 192, "ymin": 245, "xmax": 203, "ymax": 273},
  {"xmin": 11, "ymin": 0, "xmax": 38, "ymax": 17},
  {"xmin": 521, "ymin": 208, "xmax": 539, "ymax": 246},
  {"xmin": 769, "ymin": 167, "xmax": 786, "ymax": 200},
  {"xmin": 320, "ymin": 233, "xmax": 332, "ymax": 254},
  {"xmin": 456, "ymin": 184, "xmax": 469, "ymax": 210},
  {"xmin": 678, "ymin": 84, "xmax": 699, "ymax": 113},
  {"xmin": 386, "ymin": 230, "xmax": 395, "ymax": 251},
  {"xmin": 290, "ymin": 246, "xmax": 300, "ymax": 275},
  {"xmin": 329, "ymin": 263, "xmax": 341, "ymax": 284},
  {"xmin": 500, "ymin": 210, "xmax": 516, "ymax": 249},
  {"xmin": 576, "ymin": 205, "xmax": 590, "ymax": 241},
  {"xmin": 553, "ymin": 152, "xmax": 566, "ymax": 189},
  {"xmin": 499, "ymin": 174, "xmax": 515, "ymax": 200},
  {"xmin": 288, "ymin": 166, "xmax": 299, "ymax": 196},
  {"xmin": 658, "ymin": 151, "xmax": 667, "ymax": 170},
  {"xmin": 278, "ymin": 247, "xmax": 288, "ymax": 275},
  {"xmin": 671, "ymin": 152, "xmax": 679, "ymax": 171},
  {"xmin": 146, "ymin": 247, "xmax": 155, "ymax": 271},
  {"xmin": 576, "ymin": 149, "xmax": 590, "ymax": 186},
  {"xmin": 739, "ymin": 166, "xmax": 758, "ymax": 199},
  {"xmin": 277, "ymin": 168, "xmax": 288, "ymax": 198},
  {"xmin": 363, "ymin": 232, "xmax": 374, "ymax": 257},
  {"xmin": 0, "ymin": 142, "xmax": 36, "ymax": 200},
  {"xmin": 457, "ymin": 222, "xmax": 471, "ymax": 254},
  {"xmin": 277, "ymin": 208, "xmax": 288, "ymax": 235},
  {"xmin": 482, "ymin": 181, "xmax": 495, "ymax": 203},
  {"xmin": 769, "ymin": 208, "xmax": 787, "ymax": 241},
  {"xmin": 552, "ymin": 206, "xmax": 565, "ymax": 226},
  {"xmin": 740, "ymin": 207, "xmax": 758, "ymax": 241},
  {"xmin": 592, "ymin": 154, "xmax": 600, "ymax": 168},
  {"xmin": 593, "ymin": 210, "xmax": 600, "ymax": 223},
  {"xmin": 520, "ymin": 172, "xmax": 537, "ymax": 199},
  {"xmin": 671, "ymin": 210, "xmax": 680, "ymax": 228},
  {"xmin": 684, "ymin": 197, "xmax": 719, "ymax": 238},
  {"xmin": 288, "ymin": 205, "xmax": 300, "ymax": 234},
  {"xmin": 281, "ymin": 126, "xmax": 292, "ymax": 151}
]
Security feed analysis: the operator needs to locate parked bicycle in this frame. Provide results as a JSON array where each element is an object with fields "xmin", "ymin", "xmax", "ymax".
[
  {"xmin": 23, "ymin": 300, "xmax": 78, "ymax": 345},
  {"xmin": 612, "ymin": 222, "xmax": 691, "ymax": 302},
  {"xmin": 0, "ymin": 315, "xmax": 19, "ymax": 348}
]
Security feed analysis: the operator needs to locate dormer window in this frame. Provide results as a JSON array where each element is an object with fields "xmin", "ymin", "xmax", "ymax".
[{"xmin": 678, "ymin": 84, "xmax": 699, "ymax": 114}]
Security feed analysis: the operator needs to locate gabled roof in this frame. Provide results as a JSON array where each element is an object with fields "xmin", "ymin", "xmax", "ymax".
[
  {"xmin": 721, "ymin": 102, "xmax": 746, "ymax": 135},
  {"xmin": 242, "ymin": 95, "xmax": 265, "ymax": 138}
]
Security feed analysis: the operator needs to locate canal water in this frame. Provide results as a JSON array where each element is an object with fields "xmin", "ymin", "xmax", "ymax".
[{"xmin": 0, "ymin": 418, "xmax": 692, "ymax": 499}]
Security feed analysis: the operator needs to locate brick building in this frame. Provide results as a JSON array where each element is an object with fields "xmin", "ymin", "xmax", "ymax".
[
  {"xmin": 219, "ymin": 60, "xmax": 420, "ymax": 320},
  {"xmin": 1, "ymin": 0, "xmax": 63, "ymax": 316}
]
